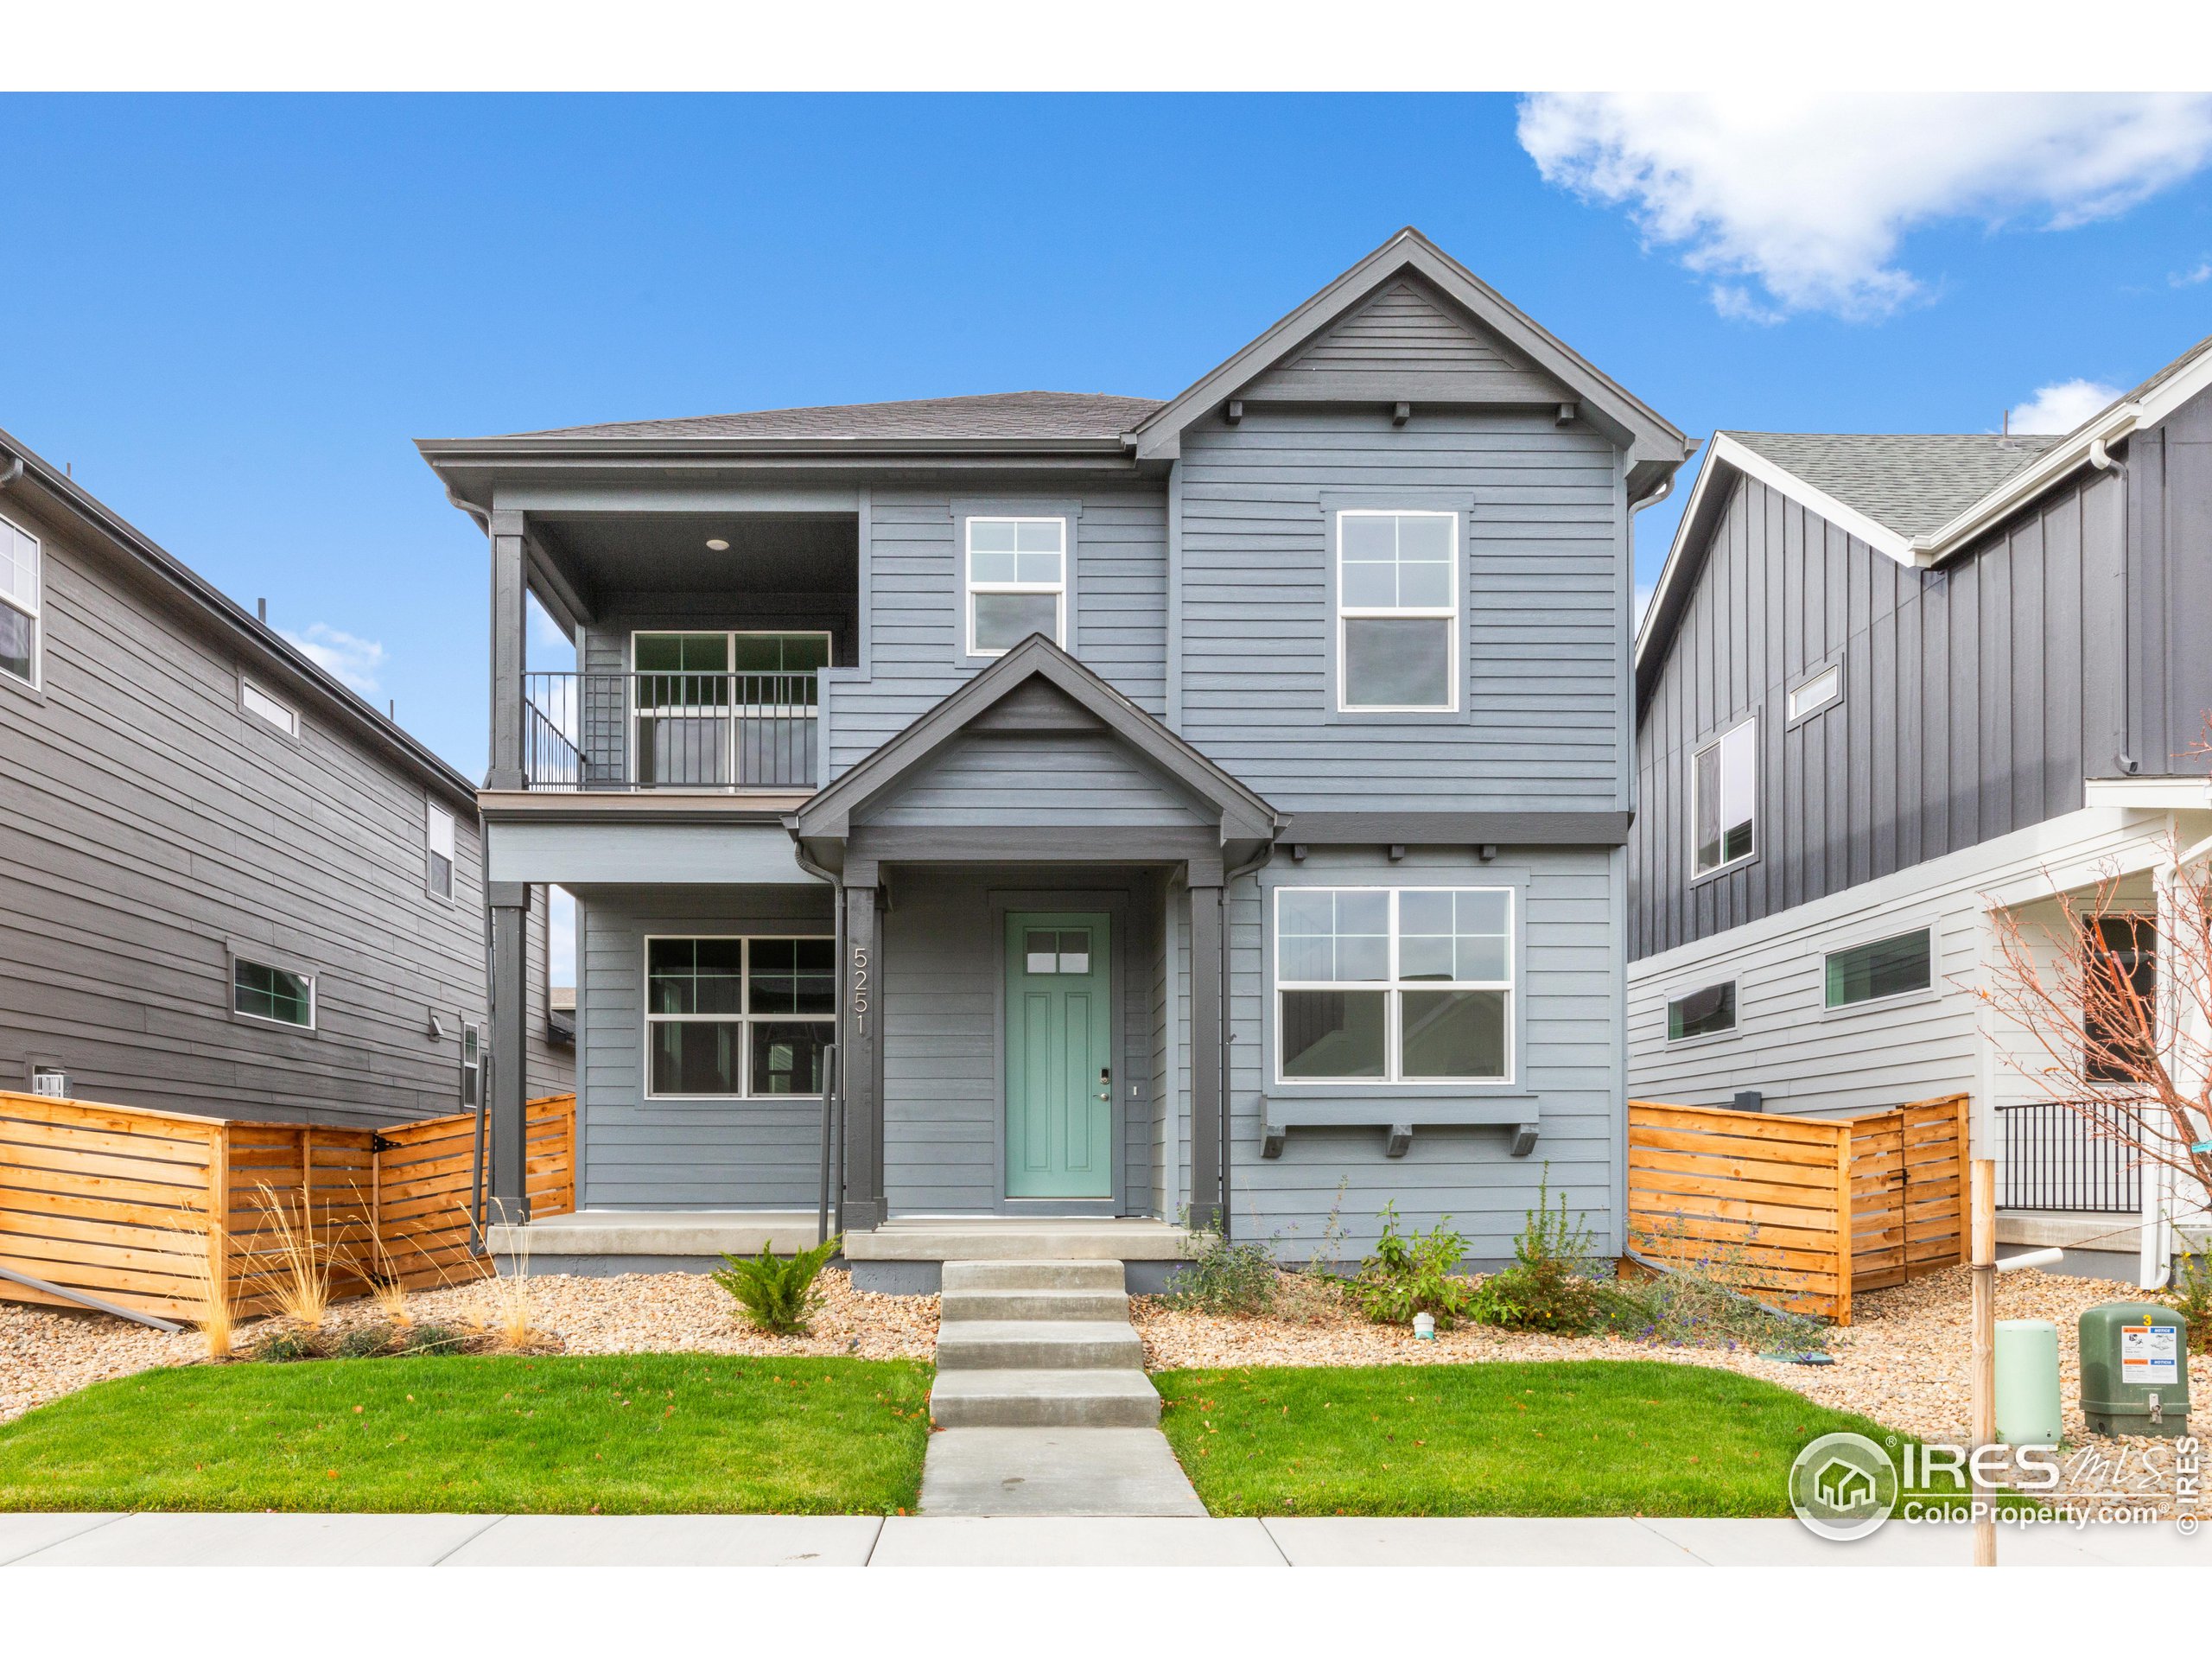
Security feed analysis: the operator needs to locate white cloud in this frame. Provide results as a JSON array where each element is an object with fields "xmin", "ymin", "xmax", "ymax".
[
  {"xmin": 2173, "ymin": 257, "xmax": 2212, "ymax": 287},
  {"xmin": 2009, "ymin": 378, "xmax": 2125, "ymax": 435},
  {"xmin": 1518, "ymin": 93, "xmax": 2212, "ymax": 320},
  {"xmin": 283, "ymin": 622, "xmax": 386, "ymax": 695}
]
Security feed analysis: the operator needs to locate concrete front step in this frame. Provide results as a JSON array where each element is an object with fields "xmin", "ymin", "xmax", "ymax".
[
  {"xmin": 934, "ymin": 1319, "xmax": 1147, "ymax": 1372},
  {"xmin": 929, "ymin": 1368, "xmax": 1161, "ymax": 1429},
  {"xmin": 941, "ymin": 1259, "xmax": 1128, "ymax": 1294},
  {"xmin": 939, "ymin": 1287, "xmax": 1129, "ymax": 1323}
]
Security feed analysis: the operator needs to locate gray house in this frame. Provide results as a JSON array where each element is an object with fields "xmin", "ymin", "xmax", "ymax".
[
  {"xmin": 0, "ymin": 424, "xmax": 569, "ymax": 1128},
  {"xmin": 1625, "ymin": 334, "xmax": 2212, "ymax": 1280},
  {"xmin": 423, "ymin": 229, "xmax": 1690, "ymax": 1283}
]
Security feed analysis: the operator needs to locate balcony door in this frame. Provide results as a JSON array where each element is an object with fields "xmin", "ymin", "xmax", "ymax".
[{"xmin": 632, "ymin": 631, "xmax": 827, "ymax": 789}]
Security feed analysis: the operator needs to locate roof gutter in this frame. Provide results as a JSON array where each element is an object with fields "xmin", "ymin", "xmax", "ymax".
[{"xmin": 1905, "ymin": 401, "xmax": 2143, "ymax": 566}]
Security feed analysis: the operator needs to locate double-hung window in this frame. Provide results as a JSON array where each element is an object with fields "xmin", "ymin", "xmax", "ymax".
[
  {"xmin": 1337, "ymin": 510, "xmax": 1457, "ymax": 711},
  {"xmin": 426, "ymin": 801, "xmax": 456, "ymax": 901},
  {"xmin": 1692, "ymin": 718, "xmax": 1757, "ymax": 876},
  {"xmin": 1, "ymin": 512, "xmax": 41, "ymax": 688},
  {"xmin": 645, "ymin": 936, "xmax": 833, "ymax": 1098},
  {"xmin": 1274, "ymin": 887, "xmax": 1511, "ymax": 1083},
  {"xmin": 965, "ymin": 517, "xmax": 1066, "ymax": 656}
]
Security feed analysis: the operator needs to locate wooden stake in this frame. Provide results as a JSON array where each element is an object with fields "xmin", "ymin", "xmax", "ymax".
[{"xmin": 1971, "ymin": 1156, "xmax": 1997, "ymax": 1567}]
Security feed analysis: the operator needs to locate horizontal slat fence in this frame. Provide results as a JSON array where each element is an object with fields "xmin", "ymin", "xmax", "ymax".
[
  {"xmin": 0, "ymin": 1090, "xmax": 575, "ymax": 1323},
  {"xmin": 1627, "ymin": 1093, "xmax": 1968, "ymax": 1325}
]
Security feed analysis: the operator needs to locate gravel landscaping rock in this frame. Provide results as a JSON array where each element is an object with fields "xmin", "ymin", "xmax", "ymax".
[{"xmin": 2, "ymin": 1268, "xmax": 936, "ymax": 1423}]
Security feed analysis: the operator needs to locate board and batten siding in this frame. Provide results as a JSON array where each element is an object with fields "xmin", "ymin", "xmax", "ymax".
[
  {"xmin": 1627, "ymin": 805, "xmax": 2176, "ymax": 1122},
  {"xmin": 572, "ymin": 885, "xmax": 833, "ymax": 1209},
  {"xmin": 828, "ymin": 485, "xmax": 1169, "ymax": 776},
  {"xmin": 2126, "ymin": 387, "xmax": 2212, "ymax": 778},
  {"xmin": 1234, "ymin": 844, "xmax": 1624, "ymax": 1262},
  {"xmin": 1174, "ymin": 408, "xmax": 1629, "ymax": 813},
  {"xmin": 0, "ymin": 494, "xmax": 494, "ymax": 1128},
  {"xmin": 1632, "ymin": 467, "xmax": 2130, "ymax": 961}
]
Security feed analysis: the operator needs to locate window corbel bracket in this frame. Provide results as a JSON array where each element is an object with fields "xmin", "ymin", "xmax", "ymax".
[{"xmin": 1384, "ymin": 1122, "xmax": 1413, "ymax": 1158}]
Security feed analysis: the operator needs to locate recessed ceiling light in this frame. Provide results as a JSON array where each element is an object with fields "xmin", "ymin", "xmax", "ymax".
[{"xmin": 705, "ymin": 537, "xmax": 729, "ymax": 551}]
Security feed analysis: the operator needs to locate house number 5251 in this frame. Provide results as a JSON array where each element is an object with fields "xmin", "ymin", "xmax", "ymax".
[{"xmin": 851, "ymin": 944, "xmax": 869, "ymax": 1034}]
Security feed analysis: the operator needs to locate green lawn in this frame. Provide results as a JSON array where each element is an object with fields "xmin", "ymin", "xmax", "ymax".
[
  {"xmin": 1156, "ymin": 1360, "xmax": 1918, "ymax": 1517},
  {"xmin": 0, "ymin": 1354, "xmax": 932, "ymax": 1515}
]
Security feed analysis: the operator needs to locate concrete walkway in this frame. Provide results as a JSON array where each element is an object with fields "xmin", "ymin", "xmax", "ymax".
[{"xmin": 0, "ymin": 1512, "xmax": 2198, "ymax": 1567}]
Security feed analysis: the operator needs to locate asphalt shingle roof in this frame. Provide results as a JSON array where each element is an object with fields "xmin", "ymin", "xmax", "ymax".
[
  {"xmin": 516, "ymin": 391, "xmax": 1165, "ymax": 442},
  {"xmin": 1722, "ymin": 431, "xmax": 2064, "ymax": 540}
]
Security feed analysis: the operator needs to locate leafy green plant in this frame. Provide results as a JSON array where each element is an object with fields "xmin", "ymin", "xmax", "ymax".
[
  {"xmin": 1160, "ymin": 1231, "xmax": 1280, "ymax": 1316},
  {"xmin": 1615, "ymin": 1214, "xmax": 1833, "ymax": 1353},
  {"xmin": 2164, "ymin": 1247, "xmax": 2212, "ymax": 1352},
  {"xmin": 712, "ymin": 1235, "xmax": 842, "ymax": 1336},
  {"xmin": 1461, "ymin": 1174, "xmax": 1620, "ymax": 1333},
  {"xmin": 1350, "ymin": 1204, "xmax": 1475, "ymax": 1328}
]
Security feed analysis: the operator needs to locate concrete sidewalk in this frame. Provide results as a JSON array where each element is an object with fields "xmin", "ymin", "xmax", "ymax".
[{"xmin": 1, "ymin": 1512, "xmax": 2199, "ymax": 1567}]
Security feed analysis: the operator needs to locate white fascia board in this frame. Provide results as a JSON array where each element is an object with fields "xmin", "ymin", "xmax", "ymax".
[
  {"xmin": 2083, "ymin": 776, "xmax": 2212, "ymax": 811},
  {"xmin": 1715, "ymin": 434, "xmax": 1918, "ymax": 568}
]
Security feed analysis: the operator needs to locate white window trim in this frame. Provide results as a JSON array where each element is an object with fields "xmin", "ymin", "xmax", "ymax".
[
  {"xmin": 1335, "ymin": 509, "xmax": 1459, "ymax": 714},
  {"xmin": 0, "ymin": 509, "xmax": 42, "ymax": 691},
  {"xmin": 641, "ymin": 932, "xmax": 834, "ymax": 1101},
  {"xmin": 1820, "ymin": 921, "xmax": 1940, "ymax": 1017},
  {"xmin": 1663, "ymin": 977, "xmax": 1741, "ymax": 1046},
  {"xmin": 426, "ymin": 799, "xmax": 457, "ymax": 904},
  {"xmin": 963, "ymin": 516, "xmax": 1067, "ymax": 658},
  {"xmin": 239, "ymin": 675, "xmax": 299, "ymax": 738},
  {"xmin": 1788, "ymin": 664, "xmax": 1841, "ymax": 723},
  {"xmin": 232, "ymin": 954, "xmax": 317, "ymax": 1031},
  {"xmin": 1690, "ymin": 715, "xmax": 1758, "ymax": 880},
  {"xmin": 1271, "ymin": 885, "xmax": 1514, "ymax": 1085}
]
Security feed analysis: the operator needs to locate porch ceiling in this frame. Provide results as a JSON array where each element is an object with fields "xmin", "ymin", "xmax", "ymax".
[{"xmin": 531, "ymin": 510, "xmax": 858, "ymax": 607}]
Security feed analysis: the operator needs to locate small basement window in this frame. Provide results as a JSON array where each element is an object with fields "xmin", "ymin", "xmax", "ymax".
[
  {"xmin": 426, "ymin": 800, "xmax": 456, "ymax": 901},
  {"xmin": 1692, "ymin": 718, "xmax": 1756, "ymax": 876},
  {"xmin": 240, "ymin": 676, "xmax": 298, "ymax": 737},
  {"xmin": 1667, "ymin": 981, "xmax": 1738, "ymax": 1041},
  {"xmin": 234, "ymin": 957, "xmax": 315, "ymax": 1028},
  {"xmin": 1789, "ymin": 664, "xmax": 1841, "ymax": 721},
  {"xmin": 1824, "ymin": 928, "xmax": 1932, "ymax": 1009}
]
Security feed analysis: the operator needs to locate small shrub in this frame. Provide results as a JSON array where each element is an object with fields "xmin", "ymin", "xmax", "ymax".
[
  {"xmin": 1616, "ymin": 1215, "xmax": 1834, "ymax": 1353},
  {"xmin": 1160, "ymin": 1232, "xmax": 1280, "ymax": 1316},
  {"xmin": 1463, "ymin": 1172, "xmax": 1643, "ymax": 1335},
  {"xmin": 713, "ymin": 1234, "xmax": 841, "ymax": 1335},
  {"xmin": 334, "ymin": 1325, "xmax": 392, "ymax": 1360},
  {"xmin": 1350, "ymin": 1204, "xmax": 1475, "ymax": 1329},
  {"xmin": 2164, "ymin": 1248, "xmax": 2212, "ymax": 1352},
  {"xmin": 252, "ymin": 1326, "xmax": 323, "ymax": 1363},
  {"xmin": 395, "ymin": 1321, "xmax": 475, "ymax": 1357}
]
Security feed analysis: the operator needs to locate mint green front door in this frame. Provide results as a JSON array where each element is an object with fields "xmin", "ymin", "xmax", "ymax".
[{"xmin": 1004, "ymin": 912, "xmax": 1113, "ymax": 1200}]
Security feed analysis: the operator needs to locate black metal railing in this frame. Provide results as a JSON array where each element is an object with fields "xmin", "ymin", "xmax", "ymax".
[
  {"xmin": 1998, "ymin": 1100, "xmax": 2144, "ymax": 1213},
  {"xmin": 520, "ymin": 671, "xmax": 819, "ymax": 791}
]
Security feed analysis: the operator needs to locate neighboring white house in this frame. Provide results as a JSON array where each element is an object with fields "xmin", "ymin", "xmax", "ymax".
[{"xmin": 1626, "ymin": 337, "xmax": 2212, "ymax": 1281}]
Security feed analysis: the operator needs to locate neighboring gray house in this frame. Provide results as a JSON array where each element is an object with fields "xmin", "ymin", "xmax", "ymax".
[
  {"xmin": 423, "ymin": 229, "xmax": 1691, "ymax": 1281},
  {"xmin": 0, "ymin": 424, "xmax": 569, "ymax": 1128},
  {"xmin": 1625, "ymin": 334, "xmax": 2212, "ymax": 1279}
]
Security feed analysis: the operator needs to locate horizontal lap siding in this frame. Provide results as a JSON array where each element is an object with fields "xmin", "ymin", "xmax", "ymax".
[
  {"xmin": 1235, "ymin": 846, "xmax": 1622, "ymax": 1262},
  {"xmin": 575, "ymin": 887, "xmax": 833, "ymax": 1209},
  {"xmin": 857, "ymin": 732, "xmax": 1208, "ymax": 828},
  {"xmin": 1632, "ymin": 470, "xmax": 2126, "ymax": 959},
  {"xmin": 1178, "ymin": 410, "xmax": 1625, "ymax": 811},
  {"xmin": 0, "ymin": 506, "xmax": 489, "ymax": 1128},
  {"xmin": 830, "ymin": 487, "xmax": 1168, "ymax": 776}
]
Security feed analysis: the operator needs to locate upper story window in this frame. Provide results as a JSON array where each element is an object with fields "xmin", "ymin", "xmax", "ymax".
[
  {"xmin": 966, "ymin": 517, "xmax": 1066, "ymax": 657},
  {"xmin": 1789, "ymin": 664, "xmax": 1841, "ymax": 721},
  {"xmin": 1338, "ymin": 510, "xmax": 1457, "ymax": 712},
  {"xmin": 426, "ymin": 800, "xmax": 456, "ymax": 901},
  {"xmin": 1274, "ymin": 886, "xmax": 1511, "ymax": 1084},
  {"xmin": 1692, "ymin": 718, "xmax": 1756, "ymax": 877},
  {"xmin": 0, "ymin": 512, "xmax": 41, "ymax": 688},
  {"xmin": 240, "ymin": 675, "xmax": 299, "ymax": 737}
]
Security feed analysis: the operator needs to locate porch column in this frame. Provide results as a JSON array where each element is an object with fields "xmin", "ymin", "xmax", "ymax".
[
  {"xmin": 487, "ymin": 880, "xmax": 531, "ymax": 1223},
  {"xmin": 1188, "ymin": 873, "xmax": 1224, "ymax": 1233},
  {"xmin": 487, "ymin": 507, "xmax": 527, "ymax": 791},
  {"xmin": 842, "ymin": 880, "xmax": 887, "ymax": 1231}
]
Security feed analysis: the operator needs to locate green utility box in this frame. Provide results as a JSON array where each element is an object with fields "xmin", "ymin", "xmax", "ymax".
[
  {"xmin": 2078, "ymin": 1302, "xmax": 2191, "ymax": 1438},
  {"xmin": 1996, "ymin": 1319, "xmax": 2063, "ymax": 1446}
]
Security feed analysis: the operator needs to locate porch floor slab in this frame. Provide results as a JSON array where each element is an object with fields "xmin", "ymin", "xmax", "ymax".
[
  {"xmin": 918, "ymin": 1427, "xmax": 1208, "ymax": 1518},
  {"xmin": 845, "ymin": 1217, "xmax": 1192, "ymax": 1262},
  {"xmin": 486, "ymin": 1211, "xmax": 823, "ymax": 1259}
]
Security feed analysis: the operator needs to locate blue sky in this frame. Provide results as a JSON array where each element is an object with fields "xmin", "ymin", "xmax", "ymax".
[{"xmin": 3, "ymin": 92, "xmax": 2210, "ymax": 785}]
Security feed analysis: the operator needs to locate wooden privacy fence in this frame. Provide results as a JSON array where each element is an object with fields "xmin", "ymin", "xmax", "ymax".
[
  {"xmin": 0, "ymin": 1090, "xmax": 575, "ymax": 1323},
  {"xmin": 1626, "ymin": 1094, "xmax": 1969, "ymax": 1325}
]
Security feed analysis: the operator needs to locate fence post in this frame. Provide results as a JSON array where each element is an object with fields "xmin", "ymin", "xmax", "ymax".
[
  {"xmin": 1956, "ymin": 1096, "xmax": 1974, "ymax": 1264},
  {"xmin": 1834, "ymin": 1122, "xmax": 1853, "ymax": 1326},
  {"xmin": 207, "ymin": 1126, "xmax": 230, "ymax": 1317}
]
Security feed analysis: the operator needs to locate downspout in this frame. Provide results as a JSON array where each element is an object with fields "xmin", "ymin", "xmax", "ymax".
[
  {"xmin": 2088, "ymin": 437, "xmax": 2138, "ymax": 776},
  {"xmin": 792, "ymin": 839, "xmax": 844, "ymax": 1248},
  {"xmin": 1216, "ymin": 837, "xmax": 1278, "ymax": 1241},
  {"xmin": 0, "ymin": 448, "xmax": 22, "ymax": 490}
]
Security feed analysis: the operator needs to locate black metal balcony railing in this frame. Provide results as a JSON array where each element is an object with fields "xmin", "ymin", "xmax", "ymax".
[
  {"xmin": 1997, "ymin": 1100, "xmax": 2144, "ymax": 1213},
  {"xmin": 521, "ymin": 671, "xmax": 819, "ymax": 791}
]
